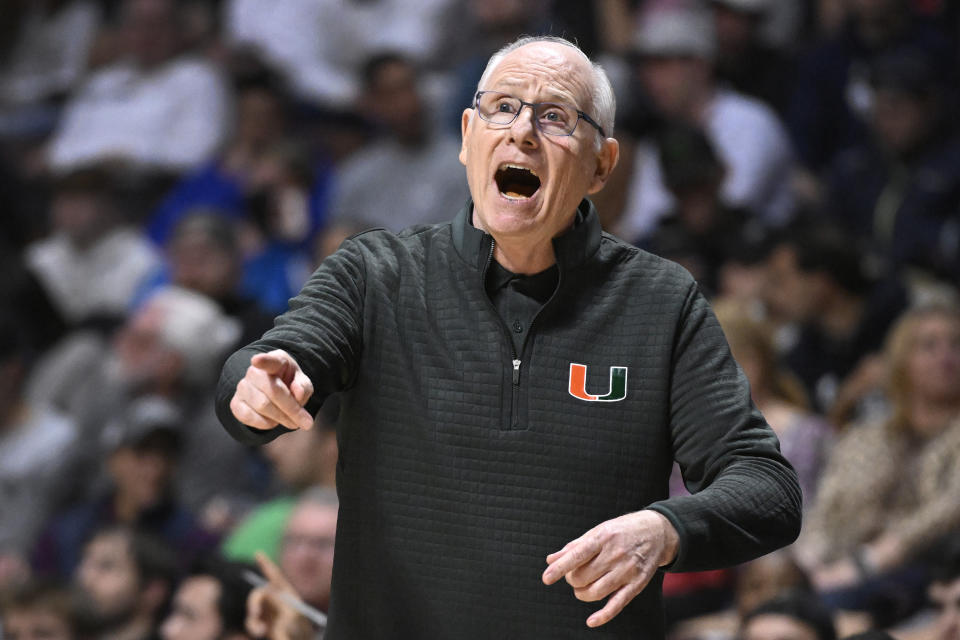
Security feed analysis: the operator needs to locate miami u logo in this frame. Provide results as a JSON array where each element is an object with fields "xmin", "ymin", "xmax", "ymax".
[{"xmin": 568, "ymin": 363, "xmax": 628, "ymax": 402}]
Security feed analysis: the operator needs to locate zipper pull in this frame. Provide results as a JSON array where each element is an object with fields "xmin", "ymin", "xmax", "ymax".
[{"xmin": 512, "ymin": 359, "xmax": 521, "ymax": 385}]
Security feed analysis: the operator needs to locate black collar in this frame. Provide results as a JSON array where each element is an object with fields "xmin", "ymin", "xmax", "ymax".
[{"xmin": 451, "ymin": 198, "xmax": 602, "ymax": 274}]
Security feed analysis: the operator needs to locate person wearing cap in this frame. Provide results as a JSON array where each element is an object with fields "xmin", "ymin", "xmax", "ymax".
[
  {"xmin": 620, "ymin": 4, "xmax": 796, "ymax": 241},
  {"xmin": 31, "ymin": 397, "xmax": 216, "ymax": 579},
  {"xmin": 822, "ymin": 47, "xmax": 960, "ymax": 281},
  {"xmin": 217, "ymin": 35, "xmax": 801, "ymax": 637},
  {"xmin": 708, "ymin": 0, "xmax": 794, "ymax": 115}
]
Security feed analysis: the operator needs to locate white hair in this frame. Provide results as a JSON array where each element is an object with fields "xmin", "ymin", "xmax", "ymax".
[{"xmin": 475, "ymin": 35, "xmax": 616, "ymax": 142}]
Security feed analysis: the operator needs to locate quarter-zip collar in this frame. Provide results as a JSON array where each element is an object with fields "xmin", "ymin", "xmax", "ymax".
[{"xmin": 451, "ymin": 197, "xmax": 603, "ymax": 275}]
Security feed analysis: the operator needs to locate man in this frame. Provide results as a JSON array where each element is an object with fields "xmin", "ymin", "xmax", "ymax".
[
  {"xmin": 741, "ymin": 593, "xmax": 836, "ymax": 640},
  {"xmin": 275, "ymin": 487, "xmax": 337, "ymax": 612},
  {"xmin": 930, "ymin": 560, "xmax": 960, "ymax": 640},
  {"xmin": 217, "ymin": 36, "xmax": 801, "ymax": 637},
  {"xmin": 160, "ymin": 558, "xmax": 253, "ymax": 640},
  {"xmin": 621, "ymin": 4, "xmax": 795, "ymax": 241},
  {"xmin": 73, "ymin": 526, "xmax": 178, "ymax": 640},
  {"xmin": 0, "ymin": 580, "xmax": 77, "ymax": 640},
  {"xmin": 327, "ymin": 52, "xmax": 468, "ymax": 232},
  {"xmin": 46, "ymin": 0, "xmax": 229, "ymax": 173}
]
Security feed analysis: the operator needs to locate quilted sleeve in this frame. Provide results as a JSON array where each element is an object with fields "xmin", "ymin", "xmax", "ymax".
[
  {"xmin": 216, "ymin": 236, "xmax": 367, "ymax": 446},
  {"xmin": 646, "ymin": 282, "xmax": 803, "ymax": 571}
]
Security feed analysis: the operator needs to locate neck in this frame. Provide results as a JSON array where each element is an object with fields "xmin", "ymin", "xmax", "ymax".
[
  {"xmin": 909, "ymin": 399, "xmax": 960, "ymax": 438},
  {"xmin": 492, "ymin": 237, "xmax": 556, "ymax": 274},
  {"xmin": 819, "ymin": 292, "xmax": 863, "ymax": 339}
]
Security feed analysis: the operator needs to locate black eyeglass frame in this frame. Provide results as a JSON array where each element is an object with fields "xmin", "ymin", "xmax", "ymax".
[{"xmin": 473, "ymin": 90, "xmax": 607, "ymax": 139}]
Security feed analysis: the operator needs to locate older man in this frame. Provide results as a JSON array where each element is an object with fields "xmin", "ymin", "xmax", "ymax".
[{"xmin": 217, "ymin": 37, "xmax": 801, "ymax": 637}]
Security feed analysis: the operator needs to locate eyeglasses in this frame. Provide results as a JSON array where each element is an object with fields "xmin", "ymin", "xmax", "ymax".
[{"xmin": 474, "ymin": 91, "xmax": 606, "ymax": 138}]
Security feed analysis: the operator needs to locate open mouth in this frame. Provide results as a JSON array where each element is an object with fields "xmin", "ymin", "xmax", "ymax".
[{"xmin": 495, "ymin": 164, "xmax": 541, "ymax": 200}]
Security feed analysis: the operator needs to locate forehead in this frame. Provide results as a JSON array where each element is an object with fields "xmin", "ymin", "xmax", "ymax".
[{"xmin": 487, "ymin": 43, "xmax": 594, "ymax": 106}]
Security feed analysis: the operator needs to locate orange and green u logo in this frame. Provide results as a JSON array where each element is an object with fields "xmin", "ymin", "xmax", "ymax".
[{"xmin": 568, "ymin": 363, "xmax": 628, "ymax": 402}]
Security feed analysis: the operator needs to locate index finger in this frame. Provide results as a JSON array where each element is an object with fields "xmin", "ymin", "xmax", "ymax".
[
  {"xmin": 255, "ymin": 551, "xmax": 296, "ymax": 593},
  {"xmin": 542, "ymin": 536, "xmax": 602, "ymax": 585}
]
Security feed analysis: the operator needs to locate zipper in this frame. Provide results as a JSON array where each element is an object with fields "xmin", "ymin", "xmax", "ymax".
[
  {"xmin": 481, "ymin": 239, "xmax": 524, "ymax": 430},
  {"xmin": 480, "ymin": 238, "xmax": 564, "ymax": 431}
]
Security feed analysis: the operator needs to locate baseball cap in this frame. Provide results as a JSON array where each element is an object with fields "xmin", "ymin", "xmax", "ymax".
[
  {"xmin": 101, "ymin": 396, "xmax": 183, "ymax": 455},
  {"xmin": 633, "ymin": 6, "xmax": 717, "ymax": 60}
]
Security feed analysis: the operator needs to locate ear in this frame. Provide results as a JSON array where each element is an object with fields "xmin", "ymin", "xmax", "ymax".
[
  {"xmin": 587, "ymin": 137, "xmax": 620, "ymax": 195},
  {"xmin": 459, "ymin": 108, "xmax": 473, "ymax": 167}
]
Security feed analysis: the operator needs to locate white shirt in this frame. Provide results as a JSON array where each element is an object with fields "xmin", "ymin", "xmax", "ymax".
[
  {"xmin": 621, "ymin": 88, "xmax": 796, "ymax": 241},
  {"xmin": 224, "ymin": 0, "xmax": 459, "ymax": 108},
  {"xmin": 26, "ymin": 227, "xmax": 161, "ymax": 323},
  {"xmin": 47, "ymin": 56, "xmax": 229, "ymax": 172},
  {"xmin": 330, "ymin": 134, "xmax": 468, "ymax": 231}
]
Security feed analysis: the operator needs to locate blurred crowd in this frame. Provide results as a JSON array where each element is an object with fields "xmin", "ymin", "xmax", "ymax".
[{"xmin": 1, "ymin": 1, "xmax": 959, "ymax": 639}]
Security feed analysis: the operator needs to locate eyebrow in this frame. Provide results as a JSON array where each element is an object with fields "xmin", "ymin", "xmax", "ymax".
[{"xmin": 491, "ymin": 79, "xmax": 579, "ymax": 106}]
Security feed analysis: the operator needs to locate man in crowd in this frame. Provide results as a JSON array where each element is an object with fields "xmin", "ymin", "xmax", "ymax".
[
  {"xmin": 217, "ymin": 36, "xmax": 801, "ymax": 637},
  {"xmin": 73, "ymin": 526, "xmax": 178, "ymax": 640},
  {"xmin": 0, "ymin": 580, "xmax": 77, "ymax": 640}
]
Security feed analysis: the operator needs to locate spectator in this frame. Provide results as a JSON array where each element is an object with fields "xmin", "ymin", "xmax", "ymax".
[
  {"xmin": 24, "ymin": 167, "xmax": 161, "ymax": 331},
  {"xmin": 787, "ymin": 0, "xmax": 955, "ymax": 172},
  {"xmin": 639, "ymin": 121, "xmax": 757, "ymax": 297},
  {"xmin": 712, "ymin": 301, "xmax": 832, "ymax": 504},
  {"xmin": 795, "ymin": 304, "xmax": 960, "ymax": 620},
  {"xmin": 46, "ymin": 0, "xmax": 229, "ymax": 174},
  {"xmin": 327, "ymin": 53, "xmax": 468, "ymax": 232},
  {"xmin": 822, "ymin": 48, "xmax": 960, "ymax": 281},
  {"xmin": 927, "ymin": 542, "xmax": 960, "ymax": 640},
  {"xmin": 222, "ymin": 0, "xmax": 463, "ymax": 110},
  {"xmin": 0, "ymin": 580, "xmax": 77, "ymax": 640},
  {"xmin": 141, "ymin": 213, "xmax": 274, "ymax": 349},
  {"xmin": 32, "ymin": 397, "xmax": 214, "ymax": 579},
  {"xmin": 741, "ymin": 592, "xmax": 837, "ymax": 640},
  {"xmin": 144, "ymin": 71, "xmax": 298, "ymax": 248},
  {"xmin": 276, "ymin": 488, "xmax": 337, "ymax": 613},
  {"xmin": 621, "ymin": 3, "xmax": 795, "ymax": 240},
  {"xmin": 160, "ymin": 558, "xmax": 253, "ymax": 640},
  {"xmin": 222, "ymin": 396, "xmax": 339, "ymax": 564},
  {"xmin": 0, "ymin": 1, "xmax": 101, "ymax": 140},
  {"xmin": 27, "ymin": 286, "xmax": 255, "ymax": 519},
  {"xmin": 0, "ymin": 314, "xmax": 78, "ymax": 589},
  {"xmin": 763, "ymin": 223, "xmax": 908, "ymax": 414},
  {"xmin": 708, "ymin": 0, "xmax": 794, "ymax": 115},
  {"xmin": 72, "ymin": 526, "xmax": 177, "ymax": 640}
]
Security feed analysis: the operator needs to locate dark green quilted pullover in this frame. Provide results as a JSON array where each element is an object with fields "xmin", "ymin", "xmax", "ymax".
[{"xmin": 216, "ymin": 199, "xmax": 802, "ymax": 639}]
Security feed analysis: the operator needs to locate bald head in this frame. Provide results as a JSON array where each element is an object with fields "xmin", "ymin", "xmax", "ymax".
[{"xmin": 476, "ymin": 36, "xmax": 616, "ymax": 139}]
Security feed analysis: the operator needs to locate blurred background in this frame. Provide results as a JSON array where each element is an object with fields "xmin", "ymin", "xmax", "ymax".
[{"xmin": 0, "ymin": 1, "xmax": 959, "ymax": 640}]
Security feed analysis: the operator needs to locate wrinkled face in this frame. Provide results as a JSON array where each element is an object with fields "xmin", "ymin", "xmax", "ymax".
[
  {"xmin": 742, "ymin": 614, "xmax": 820, "ymax": 640},
  {"xmin": 160, "ymin": 576, "xmax": 222, "ymax": 640},
  {"xmin": 76, "ymin": 533, "xmax": 139, "ymax": 628},
  {"xmin": 279, "ymin": 503, "xmax": 337, "ymax": 609},
  {"xmin": 905, "ymin": 314, "xmax": 960, "ymax": 406},
  {"xmin": 460, "ymin": 42, "xmax": 614, "ymax": 248},
  {"xmin": 930, "ymin": 577, "xmax": 960, "ymax": 640},
  {"xmin": 2, "ymin": 609, "xmax": 72, "ymax": 640}
]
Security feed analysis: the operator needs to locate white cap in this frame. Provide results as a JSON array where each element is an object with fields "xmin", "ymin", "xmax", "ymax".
[{"xmin": 634, "ymin": 6, "xmax": 717, "ymax": 60}]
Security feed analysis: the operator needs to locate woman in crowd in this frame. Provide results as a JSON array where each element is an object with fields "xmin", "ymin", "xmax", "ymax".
[{"xmin": 794, "ymin": 303, "xmax": 960, "ymax": 620}]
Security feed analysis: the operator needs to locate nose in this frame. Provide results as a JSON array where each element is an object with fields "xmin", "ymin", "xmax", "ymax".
[{"xmin": 508, "ymin": 103, "xmax": 539, "ymax": 147}]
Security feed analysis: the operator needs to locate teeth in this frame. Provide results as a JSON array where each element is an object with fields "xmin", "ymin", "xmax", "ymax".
[{"xmin": 499, "ymin": 163, "xmax": 538, "ymax": 177}]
